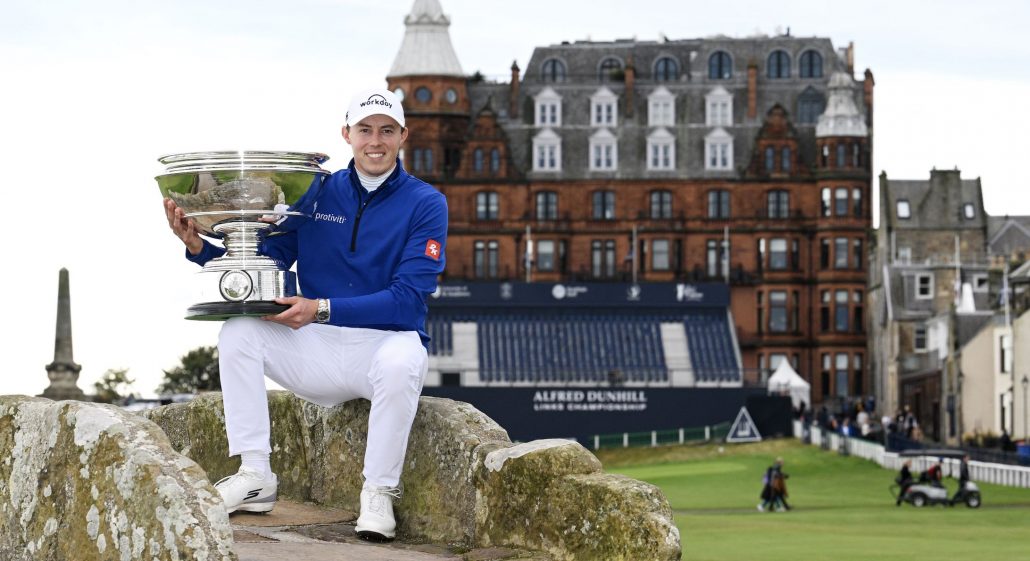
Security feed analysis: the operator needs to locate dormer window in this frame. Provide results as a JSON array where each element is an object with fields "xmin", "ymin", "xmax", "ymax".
[
  {"xmin": 541, "ymin": 58, "xmax": 567, "ymax": 83},
  {"xmin": 532, "ymin": 128, "xmax": 562, "ymax": 172},
  {"xmin": 708, "ymin": 51, "xmax": 732, "ymax": 79},
  {"xmin": 598, "ymin": 57, "xmax": 623, "ymax": 83},
  {"xmin": 647, "ymin": 128, "xmax": 675, "ymax": 170},
  {"xmin": 534, "ymin": 87, "xmax": 562, "ymax": 127},
  {"xmin": 648, "ymin": 86, "xmax": 675, "ymax": 126},
  {"xmin": 589, "ymin": 128, "xmax": 618, "ymax": 171},
  {"xmin": 705, "ymin": 86, "xmax": 733, "ymax": 126},
  {"xmin": 591, "ymin": 87, "xmax": 618, "ymax": 126},
  {"xmin": 897, "ymin": 200, "xmax": 911, "ymax": 219},
  {"xmin": 963, "ymin": 203, "xmax": 975, "ymax": 219},
  {"xmin": 705, "ymin": 128, "xmax": 733, "ymax": 171}
]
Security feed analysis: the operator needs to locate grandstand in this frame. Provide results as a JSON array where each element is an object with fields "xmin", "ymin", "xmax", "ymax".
[{"xmin": 425, "ymin": 282, "xmax": 742, "ymax": 388}]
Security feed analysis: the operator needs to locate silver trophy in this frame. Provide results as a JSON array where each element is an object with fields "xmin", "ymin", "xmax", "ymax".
[{"xmin": 156, "ymin": 151, "xmax": 330, "ymax": 320}]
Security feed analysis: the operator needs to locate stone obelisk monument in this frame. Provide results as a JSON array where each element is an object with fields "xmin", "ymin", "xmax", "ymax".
[{"xmin": 40, "ymin": 268, "xmax": 87, "ymax": 401}]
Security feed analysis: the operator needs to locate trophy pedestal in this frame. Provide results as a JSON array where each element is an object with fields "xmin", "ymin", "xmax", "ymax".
[{"xmin": 186, "ymin": 267, "xmax": 297, "ymax": 321}]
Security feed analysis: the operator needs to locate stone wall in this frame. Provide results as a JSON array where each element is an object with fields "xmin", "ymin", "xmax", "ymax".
[
  {"xmin": 0, "ymin": 396, "xmax": 235, "ymax": 561},
  {"xmin": 143, "ymin": 391, "xmax": 681, "ymax": 561}
]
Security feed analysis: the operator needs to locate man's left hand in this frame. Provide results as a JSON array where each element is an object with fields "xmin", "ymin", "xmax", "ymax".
[{"xmin": 263, "ymin": 296, "xmax": 318, "ymax": 329}]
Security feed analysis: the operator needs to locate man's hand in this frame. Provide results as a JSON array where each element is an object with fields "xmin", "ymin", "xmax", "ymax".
[
  {"xmin": 263, "ymin": 296, "xmax": 318, "ymax": 329},
  {"xmin": 164, "ymin": 198, "xmax": 203, "ymax": 255}
]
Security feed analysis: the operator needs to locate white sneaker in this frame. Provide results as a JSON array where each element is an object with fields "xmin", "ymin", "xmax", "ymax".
[
  {"xmin": 214, "ymin": 466, "xmax": 278, "ymax": 514},
  {"xmin": 355, "ymin": 482, "xmax": 400, "ymax": 541}
]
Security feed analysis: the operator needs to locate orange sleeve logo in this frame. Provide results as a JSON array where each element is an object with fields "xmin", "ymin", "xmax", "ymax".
[{"xmin": 425, "ymin": 239, "xmax": 441, "ymax": 260}]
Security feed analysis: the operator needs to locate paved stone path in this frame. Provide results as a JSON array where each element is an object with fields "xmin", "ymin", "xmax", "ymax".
[{"xmin": 231, "ymin": 499, "xmax": 549, "ymax": 561}]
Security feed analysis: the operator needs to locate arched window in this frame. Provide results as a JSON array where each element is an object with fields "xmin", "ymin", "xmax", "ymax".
[
  {"xmin": 541, "ymin": 58, "xmax": 567, "ymax": 83},
  {"xmin": 799, "ymin": 50, "xmax": 823, "ymax": 78},
  {"xmin": 473, "ymin": 148, "xmax": 484, "ymax": 173},
  {"xmin": 598, "ymin": 57, "xmax": 623, "ymax": 82},
  {"xmin": 654, "ymin": 57, "xmax": 679, "ymax": 82},
  {"xmin": 708, "ymin": 51, "xmax": 732, "ymax": 80},
  {"xmin": 767, "ymin": 50, "xmax": 791, "ymax": 78},
  {"xmin": 490, "ymin": 148, "xmax": 500, "ymax": 174}
]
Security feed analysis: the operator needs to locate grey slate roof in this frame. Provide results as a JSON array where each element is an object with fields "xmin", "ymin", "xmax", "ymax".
[
  {"xmin": 465, "ymin": 35, "xmax": 864, "ymax": 180},
  {"xmin": 987, "ymin": 215, "xmax": 1030, "ymax": 256},
  {"xmin": 881, "ymin": 169, "xmax": 985, "ymax": 231}
]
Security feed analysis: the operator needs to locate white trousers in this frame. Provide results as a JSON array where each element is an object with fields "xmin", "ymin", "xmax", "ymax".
[{"xmin": 218, "ymin": 317, "xmax": 428, "ymax": 487}]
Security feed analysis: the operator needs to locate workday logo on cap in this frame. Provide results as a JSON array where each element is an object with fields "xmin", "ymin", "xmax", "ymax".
[{"xmin": 346, "ymin": 88, "xmax": 405, "ymax": 128}]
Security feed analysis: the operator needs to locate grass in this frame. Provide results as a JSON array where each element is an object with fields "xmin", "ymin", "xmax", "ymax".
[{"xmin": 598, "ymin": 440, "xmax": 1030, "ymax": 561}]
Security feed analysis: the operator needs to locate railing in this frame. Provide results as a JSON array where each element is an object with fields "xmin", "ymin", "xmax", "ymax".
[
  {"xmin": 796, "ymin": 421, "xmax": 1030, "ymax": 488},
  {"xmin": 592, "ymin": 422, "xmax": 731, "ymax": 451}
]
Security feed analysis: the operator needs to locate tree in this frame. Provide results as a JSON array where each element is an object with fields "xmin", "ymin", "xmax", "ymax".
[
  {"xmin": 93, "ymin": 368, "xmax": 135, "ymax": 404},
  {"xmin": 157, "ymin": 346, "xmax": 220, "ymax": 395}
]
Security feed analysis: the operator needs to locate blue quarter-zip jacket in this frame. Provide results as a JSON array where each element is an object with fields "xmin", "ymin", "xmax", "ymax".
[{"xmin": 187, "ymin": 159, "xmax": 448, "ymax": 347}]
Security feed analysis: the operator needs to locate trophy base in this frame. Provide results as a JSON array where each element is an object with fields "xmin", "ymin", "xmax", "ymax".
[{"xmin": 186, "ymin": 301, "xmax": 290, "ymax": 321}]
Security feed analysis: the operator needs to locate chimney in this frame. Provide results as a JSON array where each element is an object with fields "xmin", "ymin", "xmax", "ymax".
[
  {"xmin": 747, "ymin": 62, "xmax": 758, "ymax": 120},
  {"xmin": 863, "ymin": 69, "xmax": 875, "ymax": 129},
  {"xmin": 624, "ymin": 56, "xmax": 635, "ymax": 118},
  {"xmin": 510, "ymin": 60, "xmax": 520, "ymax": 119}
]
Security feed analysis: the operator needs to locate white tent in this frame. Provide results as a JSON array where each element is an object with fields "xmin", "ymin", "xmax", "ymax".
[{"xmin": 766, "ymin": 361, "xmax": 811, "ymax": 410}]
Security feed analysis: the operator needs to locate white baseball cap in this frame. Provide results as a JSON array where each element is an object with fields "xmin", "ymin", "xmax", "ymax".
[{"xmin": 345, "ymin": 88, "xmax": 405, "ymax": 128}]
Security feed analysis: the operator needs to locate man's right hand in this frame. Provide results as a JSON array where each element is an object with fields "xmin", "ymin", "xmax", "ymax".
[{"xmin": 164, "ymin": 198, "xmax": 203, "ymax": 255}]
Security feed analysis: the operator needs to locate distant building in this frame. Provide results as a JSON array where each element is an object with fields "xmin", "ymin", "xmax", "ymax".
[{"xmin": 387, "ymin": 0, "xmax": 873, "ymax": 405}]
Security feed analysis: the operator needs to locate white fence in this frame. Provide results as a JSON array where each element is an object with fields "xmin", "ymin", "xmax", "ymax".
[{"xmin": 795, "ymin": 421, "xmax": 1030, "ymax": 489}]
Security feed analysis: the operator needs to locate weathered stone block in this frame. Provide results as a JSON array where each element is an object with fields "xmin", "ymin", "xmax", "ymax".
[{"xmin": 0, "ymin": 395, "xmax": 234, "ymax": 561}]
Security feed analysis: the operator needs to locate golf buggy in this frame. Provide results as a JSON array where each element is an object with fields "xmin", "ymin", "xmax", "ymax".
[{"xmin": 891, "ymin": 449, "xmax": 981, "ymax": 508}]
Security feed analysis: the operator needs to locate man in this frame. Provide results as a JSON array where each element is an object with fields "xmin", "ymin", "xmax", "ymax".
[
  {"xmin": 952, "ymin": 454, "xmax": 971, "ymax": 504},
  {"xmin": 163, "ymin": 88, "xmax": 447, "ymax": 542},
  {"xmin": 758, "ymin": 457, "xmax": 790, "ymax": 512},
  {"xmin": 895, "ymin": 459, "xmax": 913, "ymax": 506}
]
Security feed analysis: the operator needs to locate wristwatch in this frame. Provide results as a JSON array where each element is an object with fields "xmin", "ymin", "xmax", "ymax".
[{"xmin": 315, "ymin": 298, "xmax": 331, "ymax": 323}]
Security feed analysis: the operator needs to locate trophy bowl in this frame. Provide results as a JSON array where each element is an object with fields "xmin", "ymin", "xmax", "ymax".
[{"xmin": 156, "ymin": 151, "xmax": 330, "ymax": 320}]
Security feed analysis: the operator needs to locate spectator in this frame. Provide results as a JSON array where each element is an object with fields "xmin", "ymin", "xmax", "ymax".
[{"xmin": 895, "ymin": 460, "xmax": 914, "ymax": 506}]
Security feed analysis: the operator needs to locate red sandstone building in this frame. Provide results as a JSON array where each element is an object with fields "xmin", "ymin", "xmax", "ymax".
[{"xmin": 387, "ymin": 1, "xmax": 873, "ymax": 404}]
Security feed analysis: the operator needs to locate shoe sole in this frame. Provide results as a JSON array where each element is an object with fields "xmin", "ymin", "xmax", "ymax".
[
  {"xmin": 228, "ymin": 502, "xmax": 275, "ymax": 514},
  {"xmin": 356, "ymin": 530, "xmax": 394, "ymax": 542}
]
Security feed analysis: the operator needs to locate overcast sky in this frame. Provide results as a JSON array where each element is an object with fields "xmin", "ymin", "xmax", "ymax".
[{"xmin": 2, "ymin": 0, "xmax": 1028, "ymax": 398}]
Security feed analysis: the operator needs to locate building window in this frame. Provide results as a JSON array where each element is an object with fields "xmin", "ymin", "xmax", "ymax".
[
  {"xmin": 799, "ymin": 50, "xmax": 823, "ymax": 78},
  {"xmin": 708, "ymin": 189, "xmax": 730, "ymax": 219},
  {"xmin": 647, "ymin": 128, "xmax": 675, "ymax": 170},
  {"xmin": 541, "ymin": 58, "xmax": 566, "ymax": 82},
  {"xmin": 835, "ymin": 354, "xmax": 849, "ymax": 398},
  {"xmin": 835, "ymin": 289, "xmax": 849, "ymax": 332},
  {"xmin": 834, "ymin": 238, "xmax": 849, "ymax": 269},
  {"xmin": 654, "ymin": 57, "xmax": 679, "ymax": 81},
  {"xmin": 853, "ymin": 188, "xmax": 863, "ymax": 217},
  {"xmin": 535, "ymin": 191, "xmax": 558, "ymax": 221},
  {"xmin": 915, "ymin": 273, "xmax": 933, "ymax": 299},
  {"xmin": 411, "ymin": 148, "xmax": 423, "ymax": 172},
  {"xmin": 897, "ymin": 246, "xmax": 911, "ymax": 264},
  {"xmin": 589, "ymin": 129, "xmax": 618, "ymax": 171},
  {"xmin": 820, "ymin": 290, "xmax": 830, "ymax": 331},
  {"xmin": 1001, "ymin": 334, "xmax": 1012, "ymax": 373},
  {"xmin": 768, "ymin": 238, "xmax": 788, "ymax": 270},
  {"xmin": 534, "ymin": 86, "xmax": 562, "ymax": 126},
  {"xmin": 769, "ymin": 291, "xmax": 788, "ymax": 333},
  {"xmin": 708, "ymin": 51, "xmax": 732, "ymax": 79},
  {"xmin": 490, "ymin": 148, "xmax": 500, "ymax": 174},
  {"xmin": 821, "ymin": 354, "xmax": 831, "ymax": 398},
  {"xmin": 835, "ymin": 187, "xmax": 849, "ymax": 216},
  {"xmin": 537, "ymin": 240, "xmax": 555, "ymax": 271},
  {"xmin": 414, "ymin": 86, "xmax": 432, "ymax": 103},
  {"xmin": 648, "ymin": 86, "xmax": 675, "ymax": 126},
  {"xmin": 820, "ymin": 238, "xmax": 830, "ymax": 269},
  {"xmin": 705, "ymin": 128, "xmax": 733, "ymax": 170},
  {"xmin": 836, "ymin": 144, "xmax": 847, "ymax": 168},
  {"xmin": 598, "ymin": 57, "xmax": 623, "ymax": 82},
  {"xmin": 707, "ymin": 239, "xmax": 729, "ymax": 277},
  {"xmin": 853, "ymin": 354, "xmax": 864, "ymax": 396},
  {"xmin": 756, "ymin": 292, "xmax": 764, "ymax": 334},
  {"xmin": 963, "ymin": 203, "xmax": 975, "ymax": 220},
  {"xmin": 781, "ymin": 147, "xmax": 791, "ymax": 172},
  {"xmin": 652, "ymin": 239, "xmax": 670, "ymax": 271},
  {"xmin": 650, "ymin": 190, "xmax": 672, "ymax": 219},
  {"xmin": 475, "ymin": 192, "xmax": 499, "ymax": 221},
  {"xmin": 821, "ymin": 188, "xmax": 831, "ymax": 217},
  {"xmin": 914, "ymin": 324, "xmax": 927, "ymax": 352},
  {"xmin": 765, "ymin": 147, "xmax": 775, "ymax": 172},
  {"xmin": 591, "ymin": 239, "xmax": 616, "ymax": 278},
  {"xmin": 767, "ymin": 190, "xmax": 790, "ymax": 218},
  {"xmin": 854, "ymin": 290, "xmax": 864, "ymax": 333},
  {"xmin": 592, "ymin": 190, "xmax": 616, "ymax": 220},
  {"xmin": 767, "ymin": 50, "xmax": 791, "ymax": 78},
  {"xmin": 797, "ymin": 86, "xmax": 824, "ymax": 124},
  {"xmin": 473, "ymin": 240, "xmax": 499, "ymax": 278},
  {"xmin": 591, "ymin": 87, "xmax": 618, "ymax": 126},
  {"xmin": 973, "ymin": 273, "xmax": 989, "ymax": 292},
  {"xmin": 853, "ymin": 239, "xmax": 863, "ymax": 269},
  {"xmin": 532, "ymin": 129, "xmax": 561, "ymax": 172},
  {"xmin": 473, "ymin": 148, "xmax": 484, "ymax": 173},
  {"xmin": 897, "ymin": 199, "xmax": 911, "ymax": 219},
  {"xmin": 705, "ymin": 86, "xmax": 733, "ymax": 126}
]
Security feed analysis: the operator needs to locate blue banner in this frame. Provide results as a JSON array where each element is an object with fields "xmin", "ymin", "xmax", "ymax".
[{"xmin": 428, "ymin": 282, "xmax": 729, "ymax": 309}]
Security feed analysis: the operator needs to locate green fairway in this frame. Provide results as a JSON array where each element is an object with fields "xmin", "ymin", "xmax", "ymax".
[{"xmin": 599, "ymin": 440, "xmax": 1030, "ymax": 561}]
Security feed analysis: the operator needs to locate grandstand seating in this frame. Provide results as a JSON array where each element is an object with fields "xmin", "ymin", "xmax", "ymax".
[{"xmin": 426, "ymin": 310, "xmax": 741, "ymax": 385}]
